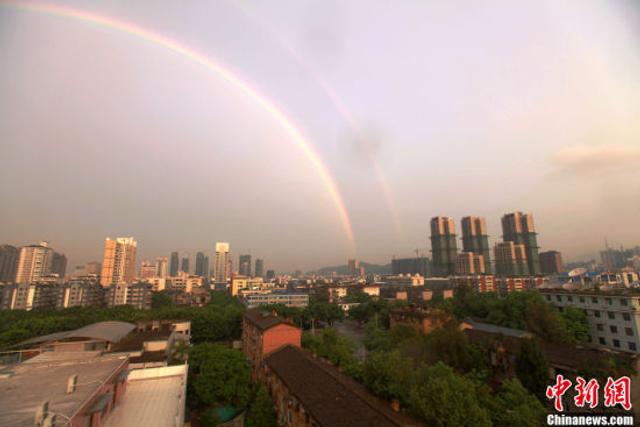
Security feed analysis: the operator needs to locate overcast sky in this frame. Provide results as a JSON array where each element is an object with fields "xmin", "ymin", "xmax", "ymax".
[{"xmin": 1, "ymin": 0, "xmax": 639, "ymax": 272}]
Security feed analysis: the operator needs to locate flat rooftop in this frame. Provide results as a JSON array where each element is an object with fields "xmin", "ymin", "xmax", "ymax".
[
  {"xmin": 104, "ymin": 365, "xmax": 187, "ymax": 427},
  {"xmin": 0, "ymin": 355, "xmax": 127, "ymax": 427}
]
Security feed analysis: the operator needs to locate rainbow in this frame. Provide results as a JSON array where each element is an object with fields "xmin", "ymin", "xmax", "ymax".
[
  {"xmin": 234, "ymin": 1, "xmax": 404, "ymax": 237},
  {"xmin": 2, "ymin": 0, "xmax": 357, "ymax": 253}
]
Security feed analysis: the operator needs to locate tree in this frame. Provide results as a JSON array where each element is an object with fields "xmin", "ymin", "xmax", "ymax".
[
  {"xmin": 515, "ymin": 339, "xmax": 549, "ymax": 400},
  {"xmin": 189, "ymin": 344, "xmax": 251, "ymax": 407},
  {"xmin": 246, "ymin": 385, "xmax": 276, "ymax": 427},
  {"xmin": 561, "ymin": 307, "xmax": 589, "ymax": 342},
  {"xmin": 408, "ymin": 362, "xmax": 492, "ymax": 427},
  {"xmin": 489, "ymin": 379, "xmax": 546, "ymax": 427},
  {"xmin": 421, "ymin": 325, "xmax": 485, "ymax": 373},
  {"xmin": 151, "ymin": 291, "xmax": 175, "ymax": 309},
  {"xmin": 362, "ymin": 350, "xmax": 413, "ymax": 403}
]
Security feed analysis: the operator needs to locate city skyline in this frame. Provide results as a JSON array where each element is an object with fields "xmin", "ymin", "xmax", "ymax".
[{"xmin": 1, "ymin": 1, "xmax": 639, "ymax": 271}]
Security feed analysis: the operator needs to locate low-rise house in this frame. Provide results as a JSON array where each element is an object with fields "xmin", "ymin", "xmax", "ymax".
[{"xmin": 389, "ymin": 307, "xmax": 452, "ymax": 335}]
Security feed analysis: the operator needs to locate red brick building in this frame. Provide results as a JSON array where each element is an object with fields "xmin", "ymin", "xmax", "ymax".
[
  {"xmin": 242, "ymin": 308, "xmax": 301, "ymax": 375},
  {"xmin": 389, "ymin": 307, "xmax": 452, "ymax": 335},
  {"xmin": 261, "ymin": 345, "xmax": 422, "ymax": 427}
]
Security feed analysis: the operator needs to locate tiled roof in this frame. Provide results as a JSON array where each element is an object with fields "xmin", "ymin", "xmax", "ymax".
[
  {"xmin": 265, "ymin": 345, "xmax": 422, "ymax": 427},
  {"xmin": 243, "ymin": 308, "xmax": 290, "ymax": 331}
]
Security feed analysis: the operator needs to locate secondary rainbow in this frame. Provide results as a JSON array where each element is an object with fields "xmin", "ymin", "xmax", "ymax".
[{"xmin": 3, "ymin": 0, "xmax": 356, "ymax": 252}]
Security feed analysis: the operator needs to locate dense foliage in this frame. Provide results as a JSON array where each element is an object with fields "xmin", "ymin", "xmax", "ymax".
[
  {"xmin": 0, "ymin": 291, "xmax": 244, "ymax": 349},
  {"xmin": 245, "ymin": 385, "xmax": 277, "ymax": 427}
]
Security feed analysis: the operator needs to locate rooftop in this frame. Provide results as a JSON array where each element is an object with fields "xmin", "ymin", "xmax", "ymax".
[
  {"xmin": 0, "ymin": 355, "xmax": 127, "ymax": 427},
  {"xmin": 103, "ymin": 365, "xmax": 187, "ymax": 427},
  {"xmin": 461, "ymin": 318, "xmax": 534, "ymax": 339},
  {"xmin": 265, "ymin": 345, "xmax": 422, "ymax": 427},
  {"xmin": 18, "ymin": 321, "xmax": 136, "ymax": 347},
  {"xmin": 243, "ymin": 308, "xmax": 294, "ymax": 331},
  {"xmin": 539, "ymin": 287, "xmax": 640, "ymax": 297}
]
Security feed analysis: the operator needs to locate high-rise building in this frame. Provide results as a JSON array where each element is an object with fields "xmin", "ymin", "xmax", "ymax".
[
  {"xmin": 195, "ymin": 252, "xmax": 209, "ymax": 278},
  {"xmin": 494, "ymin": 241, "xmax": 529, "ymax": 276},
  {"xmin": 139, "ymin": 260, "xmax": 156, "ymax": 279},
  {"xmin": 430, "ymin": 216, "xmax": 458, "ymax": 276},
  {"xmin": 600, "ymin": 248, "xmax": 625, "ymax": 271},
  {"xmin": 255, "ymin": 258, "xmax": 264, "ymax": 278},
  {"xmin": 15, "ymin": 241, "xmax": 54, "ymax": 284},
  {"xmin": 391, "ymin": 257, "xmax": 431, "ymax": 276},
  {"xmin": 239, "ymin": 254, "xmax": 252, "ymax": 276},
  {"xmin": 51, "ymin": 252, "xmax": 67, "ymax": 278},
  {"xmin": 347, "ymin": 259, "xmax": 360, "ymax": 276},
  {"xmin": 155, "ymin": 256, "xmax": 168, "ymax": 278},
  {"xmin": 214, "ymin": 242, "xmax": 231, "ymax": 283},
  {"xmin": 0, "ymin": 244, "xmax": 19, "ymax": 283},
  {"xmin": 455, "ymin": 252, "xmax": 486, "ymax": 275},
  {"xmin": 181, "ymin": 256, "xmax": 190, "ymax": 274},
  {"xmin": 85, "ymin": 261, "xmax": 102, "ymax": 275},
  {"xmin": 169, "ymin": 252, "xmax": 180, "ymax": 277},
  {"xmin": 540, "ymin": 250, "xmax": 564, "ymax": 275},
  {"xmin": 99, "ymin": 237, "xmax": 137, "ymax": 287},
  {"xmin": 266, "ymin": 269, "xmax": 275, "ymax": 281},
  {"xmin": 501, "ymin": 212, "xmax": 540, "ymax": 275},
  {"xmin": 461, "ymin": 216, "xmax": 492, "ymax": 273}
]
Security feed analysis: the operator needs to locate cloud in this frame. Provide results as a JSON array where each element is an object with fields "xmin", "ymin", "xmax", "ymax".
[{"xmin": 551, "ymin": 144, "xmax": 640, "ymax": 176}]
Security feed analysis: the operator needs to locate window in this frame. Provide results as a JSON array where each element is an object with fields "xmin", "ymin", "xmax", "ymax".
[
  {"xmin": 594, "ymin": 310, "xmax": 601, "ymax": 318},
  {"xmin": 599, "ymin": 337, "xmax": 606, "ymax": 345},
  {"xmin": 597, "ymin": 324, "xmax": 604, "ymax": 331},
  {"xmin": 556, "ymin": 295, "xmax": 562, "ymax": 302},
  {"xmin": 625, "ymin": 328, "xmax": 633, "ymax": 336},
  {"xmin": 623, "ymin": 313, "xmax": 631, "ymax": 321},
  {"xmin": 605, "ymin": 298, "xmax": 612, "ymax": 305},
  {"xmin": 610, "ymin": 325, "xmax": 618, "ymax": 334},
  {"xmin": 567, "ymin": 296, "xmax": 573, "ymax": 302},
  {"xmin": 546, "ymin": 295, "xmax": 551, "ymax": 301},
  {"xmin": 629, "ymin": 342, "xmax": 637, "ymax": 351},
  {"xmin": 592, "ymin": 297, "xmax": 599, "ymax": 303},
  {"xmin": 620, "ymin": 299, "xmax": 628, "ymax": 306},
  {"xmin": 608, "ymin": 312, "xmax": 615, "ymax": 320},
  {"xmin": 613, "ymin": 339, "xmax": 620, "ymax": 348},
  {"xmin": 579, "ymin": 296, "xmax": 585, "ymax": 303}
]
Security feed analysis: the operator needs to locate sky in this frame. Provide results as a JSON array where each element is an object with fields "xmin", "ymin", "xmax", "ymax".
[{"xmin": 1, "ymin": 0, "xmax": 639, "ymax": 272}]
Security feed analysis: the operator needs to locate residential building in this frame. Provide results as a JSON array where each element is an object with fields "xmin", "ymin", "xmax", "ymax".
[
  {"xmin": 214, "ymin": 242, "xmax": 231, "ymax": 283},
  {"xmin": 0, "ymin": 282, "xmax": 57, "ymax": 310},
  {"xmin": 461, "ymin": 216, "xmax": 492, "ymax": 273},
  {"xmin": 58, "ymin": 280, "xmax": 106, "ymax": 309},
  {"xmin": 0, "ymin": 244, "xmax": 18, "ymax": 282},
  {"xmin": 167, "ymin": 272, "xmax": 204, "ymax": 293},
  {"xmin": 255, "ymin": 258, "xmax": 264, "ymax": 278},
  {"xmin": 540, "ymin": 250, "xmax": 564, "ymax": 275},
  {"xmin": 455, "ymin": 252, "xmax": 485, "ymax": 275},
  {"xmin": 450, "ymin": 275, "xmax": 496, "ymax": 293},
  {"xmin": 389, "ymin": 307, "xmax": 452, "ymax": 335},
  {"xmin": 391, "ymin": 257, "xmax": 430, "ymax": 277},
  {"xmin": 242, "ymin": 308, "xmax": 302, "ymax": 375},
  {"xmin": 601, "ymin": 248, "xmax": 626, "ymax": 271},
  {"xmin": 180, "ymin": 256, "xmax": 190, "ymax": 274},
  {"xmin": 15, "ymin": 241, "xmax": 53, "ymax": 284},
  {"xmin": 85, "ymin": 261, "xmax": 102, "ymax": 275},
  {"xmin": 105, "ymin": 282, "xmax": 152, "ymax": 310},
  {"xmin": 348, "ymin": 259, "xmax": 364, "ymax": 276},
  {"xmin": 51, "ymin": 252, "xmax": 67, "ymax": 278},
  {"xmin": 244, "ymin": 291, "xmax": 309, "ymax": 308},
  {"xmin": 262, "ymin": 345, "xmax": 421, "ymax": 426},
  {"xmin": 155, "ymin": 256, "xmax": 168, "ymax": 278},
  {"xmin": 266, "ymin": 270, "xmax": 275, "ymax": 281},
  {"xmin": 542, "ymin": 288, "xmax": 640, "ymax": 353},
  {"xmin": 194, "ymin": 251, "xmax": 208, "ymax": 278},
  {"xmin": 169, "ymin": 251, "xmax": 180, "ymax": 277},
  {"xmin": 501, "ymin": 212, "xmax": 541, "ymax": 275},
  {"xmin": 139, "ymin": 260, "xmax": 156, "ymax": 279},
  {"xmin": 494, "ymin": 241, "xmax": 529, "ymax": 276},
  {"xmin": 430, "ymin": 216, "xmax": 458, "ymax": 276},
  {"xmin": 239, "ymin": 254, "xmax": 252, "ymax": 276},
  {"xmin": 170, "ymin": 287, "xmax": 211, "ymax": 307},
  {"xmin": 0, "ymin": 354, "xmax": 130, "ymax": 427},
  {"xmin": 100, "ymin": 237, "xmax": 137, "ymax": 287}
]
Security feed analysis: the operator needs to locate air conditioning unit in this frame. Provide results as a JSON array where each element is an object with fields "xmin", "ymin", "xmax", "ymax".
[
  {"xmin": 66, "ymin": 374, "xmax": 78, "ymax": 394},
  {"xmin": 34, "ymin": 400, "xmax": 49, "ymax": 426}
]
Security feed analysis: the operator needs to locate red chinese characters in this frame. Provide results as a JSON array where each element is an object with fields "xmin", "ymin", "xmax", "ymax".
[
  {"xmin": 546, "ymin": 374, "xmax": 572, "ymax": 412},
  {"xmin": 574, "ymin": 377, "xmax": 599, "ymax": 409},
  {"xmin": 603, "ymin": 376, "xmax": 631, "ymax": 411}
]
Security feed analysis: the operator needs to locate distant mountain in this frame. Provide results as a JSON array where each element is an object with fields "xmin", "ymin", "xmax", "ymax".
[{"xmin": 313, "ymin": 262, "xmax": 391, "ymax": 275}]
